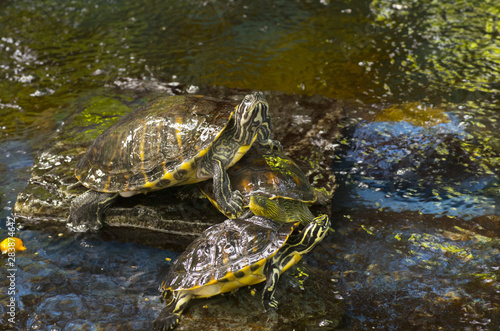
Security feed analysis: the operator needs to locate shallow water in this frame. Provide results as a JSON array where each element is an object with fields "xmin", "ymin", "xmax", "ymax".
[{"xmin": 1, "ymin": 0, "xmax": 499, "ymax": 330}]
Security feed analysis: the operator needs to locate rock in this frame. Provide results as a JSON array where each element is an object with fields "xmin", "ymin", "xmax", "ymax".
[{"xmin": 14, "ymin": 85, "xmax": 343, "ymax": 248}]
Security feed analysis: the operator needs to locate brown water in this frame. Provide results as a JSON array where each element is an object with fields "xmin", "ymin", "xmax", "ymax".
[{"xmin": 1, "ymin": 0, "xmax": 499, "ymax": 330}]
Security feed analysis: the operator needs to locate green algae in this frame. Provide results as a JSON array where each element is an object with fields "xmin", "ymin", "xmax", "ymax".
[{"xmin": 375, "ymin": 102, "xmax": 450, "ymax": 127}]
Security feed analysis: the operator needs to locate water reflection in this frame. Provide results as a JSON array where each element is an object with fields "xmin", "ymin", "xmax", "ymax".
[
  {"xmin": 337, "ymin": 112, "xmax": 499, "ymax": 218},
  {"xmin": 1, "ymin": 0, "xmax": 498, "ymax": 142},
  {"xmin": 321, "ymin": 209, "xmax": 500, "ymax": 329},
  {"xmin": 368, "ymin": 0, "xmax": 500, "ymax": 102},
  {"xmin": 3, "ymin": 230, "xmax": 176, "ymax": 330}
]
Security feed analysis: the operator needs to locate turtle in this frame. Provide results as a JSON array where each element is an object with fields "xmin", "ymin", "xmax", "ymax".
[
  {"xmin": 67, "ymin": 92, "xmax": 282, "ymax": 231},
  {"xmin": 153, "ymin": 202, "xmax": 331, "ymax": 330},
  {"xmin": 198, "ymin": 145, "xmax": 331, "ymax": 225}
]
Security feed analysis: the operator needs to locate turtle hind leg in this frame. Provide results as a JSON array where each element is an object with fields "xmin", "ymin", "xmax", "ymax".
[
  {"xmin": 67, "ymin": 190, "xmax": 119, "ymax": 232},
  {"xmin": 154, "ymin": 291, "xmax": 192, "ymax": 331}
]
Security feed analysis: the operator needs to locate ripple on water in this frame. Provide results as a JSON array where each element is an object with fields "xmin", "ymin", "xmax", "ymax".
[
  {"xmin": 0, "ymin": 230, "xmax": 177, "ymax": 329},
  {"xmin": 337, "ymin": 114, "xmax": 499, "ymax": 219}
]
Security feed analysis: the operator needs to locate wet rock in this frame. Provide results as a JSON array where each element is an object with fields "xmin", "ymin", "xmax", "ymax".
[
  {"xmin": 14, "ymin": 85, "xmax": 342, "ymax": 248},
  {"xmin": 165, "ymin": 264, "xmax": 344, "ymax": 331}
]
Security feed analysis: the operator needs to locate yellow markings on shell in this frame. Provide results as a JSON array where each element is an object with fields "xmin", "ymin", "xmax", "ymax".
[
  {"xmin": 162, "ymin": 162, "xmax": 169, "ymax": 174},
  {"xmin": 175, "ymin": 116, "xmax": 184, "ymax": 161},
  {"xmin": 179, "ymin": 161, "xmax": 192, "ymax": 172},
  {"xmin": 1, "ymin": 237, "xmax": 27, "ymax": 254},
  {"xmin": 161, "ymin": 171, "xmax": 175, "ymax": 182},
  {"xmin": 140, "ymin": 125, "xmax": 147, "ymax": 167},
  {"xmin": 142, "ymin": 172, "xmax": 154, "ymax": 188},
  {"xmin": 103, "ymin": 175, "xmax": 112, "ymax": 191},
  {"xmin": 196, "ymin": 146, "xmax": 209, "ymax": 159}
]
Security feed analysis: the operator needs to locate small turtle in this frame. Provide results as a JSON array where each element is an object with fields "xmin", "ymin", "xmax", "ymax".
[
  {"xmin": 153, "ymin": 206, "xmax": 331, "ymax": 330},
  {"xmin": 68, "ymin": 92, "xmax": 281, "ymax": 231},
  {"xmin": 199, "ymin": 146, "xmax": 330, "ymax": 225}
]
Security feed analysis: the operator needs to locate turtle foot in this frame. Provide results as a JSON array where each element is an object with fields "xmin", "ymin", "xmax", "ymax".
[
  {"xmin": 67, "ymin": 191, "xmax": 118, "ymax": 232},
  {"xmin": 261, "ymin": 139, "xmax": 283, "ymax": 152},
  {"xmin": 224, "ymin": 189, "xmax": 244, "ymax": 218},
  {"xmin": 153, "ymin": 310, "xmax": 181, "ymax": 331},
  {"xmin": 263, "ymin": 298, "xmax": 279, "ymax": 312}
]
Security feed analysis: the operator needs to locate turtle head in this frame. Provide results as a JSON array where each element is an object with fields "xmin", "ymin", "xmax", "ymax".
[
  {"xmin": 233, "ymin": 92, "xmax": 270, "ymax": 143},
  {"xmin": 249, "ymin": 195, "xmax": 288, "ymax": 224}
]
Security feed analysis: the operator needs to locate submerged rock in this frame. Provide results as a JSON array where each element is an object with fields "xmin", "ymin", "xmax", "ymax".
[
  {"xmin": 337, "ymin": 109, "xmax": 499, "ymax": 219},
  {"xmin": 14, "ymin": 85, "xmax": 342, "ymax": 248}
]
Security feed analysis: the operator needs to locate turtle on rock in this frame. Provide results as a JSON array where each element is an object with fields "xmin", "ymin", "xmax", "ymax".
[
  {"xmin": 153, "ymin": 198, "xmax": 331, "ymax": 330},
  {"xmin": 199, "ymin": 146, "xmax": 331, "ymax": 225},
  {"xmin": 67, "ymin": 92, "xmax": 282, "ymax": 231}
]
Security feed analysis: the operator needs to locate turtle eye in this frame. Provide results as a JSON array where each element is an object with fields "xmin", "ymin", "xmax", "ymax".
[{"xmin": 243, "ymin": 94, "xmax": 254, "ymax": 104}]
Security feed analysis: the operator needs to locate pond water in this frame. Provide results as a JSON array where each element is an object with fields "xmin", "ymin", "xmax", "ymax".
[{"xmin": 1, "ymin": 0, "xmax": 499, "ymax": 330}]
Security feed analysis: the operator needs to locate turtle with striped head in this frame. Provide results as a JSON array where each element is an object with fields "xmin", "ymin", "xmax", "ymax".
[
  {"xmin": 68, "ymin": 92, "xmax": 281, "ymax": 231},
  {"xmin": 199, "ymin": 146, "xmax": 331, "ymax": 225},
  {"xmin": 153, "ymin": 200, "xmax": 330, "ymax": 330}
]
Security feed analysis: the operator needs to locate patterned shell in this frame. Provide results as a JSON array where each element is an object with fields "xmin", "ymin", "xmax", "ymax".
[
  {"xmin": 75, "ymin": 95, "xmax": 236, "ymax": 192},
  {"xmin": 162, "ymin": 216, "xmax": 295, "ymax": 291},
  {"xmin": 200, "ymin": 146, "xmax": 317, "ymax": 205}
]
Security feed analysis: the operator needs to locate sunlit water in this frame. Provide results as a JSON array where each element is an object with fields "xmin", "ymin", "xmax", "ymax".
[{"xmin": 1, "ymin": 0, "xmax": 499, "ymax": 330}]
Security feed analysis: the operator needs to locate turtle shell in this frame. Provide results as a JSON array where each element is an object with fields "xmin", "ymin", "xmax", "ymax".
[
  {"xmin": 161, "ymin": 216, "xmax": 296, "ymax": 293},
  {"xmin": 199, "ymin": 146, "xmax": 317, "ymax": 207},
  {"xmin": 75, "ymin": 95, "xmax": 236, "ymax": 193}
]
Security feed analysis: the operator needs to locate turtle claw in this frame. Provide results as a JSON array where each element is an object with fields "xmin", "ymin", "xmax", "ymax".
[
  {"xmin": 263, "ymin": 298, "xmax": 279, "ymax": 312},
  {"xmin": 225, "ymin": 190, "xmax": 244, "ymax": 218},
  {"xmin": 261, "ymin": 139, "xmax": 283, "ymax": 152},
  {"xmin": 271, "ymin": 140, "xmax": 283, "ymax": 152},
  {"xmin": 153, "ymin": 310, "xmax": 180, "ymax": 331}
]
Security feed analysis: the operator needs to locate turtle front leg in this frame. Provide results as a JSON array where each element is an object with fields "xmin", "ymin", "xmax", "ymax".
[
  {"xmin": 67, "ymin": 190, "xmax": 119, "ymax": 232},
  {"xmin": 262, "ymin": 261, "xmax": 283, "ymax": 311},
  {"xmin": 257, "ymin": 120, "xmax": 283, "ymax": 151},
  {"xmin": 154, "ymin": 291, "xmax": 192, "ymax": 330},
  {"xmin": 212, "ymin": 159, "xmax": 243, "ymax": 218}
]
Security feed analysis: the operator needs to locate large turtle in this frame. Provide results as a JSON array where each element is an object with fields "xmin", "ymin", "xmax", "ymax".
[
  {"xmin": 68, "ymin": 92, "xmax": 281, "ymax": 231},
  {"xmin": 199, "ymin": 146, "xmax": 331, "ymax": 225},
  {"xmin": 153, "ymin": 205, "xmax": 331, "ymax": 330}
]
